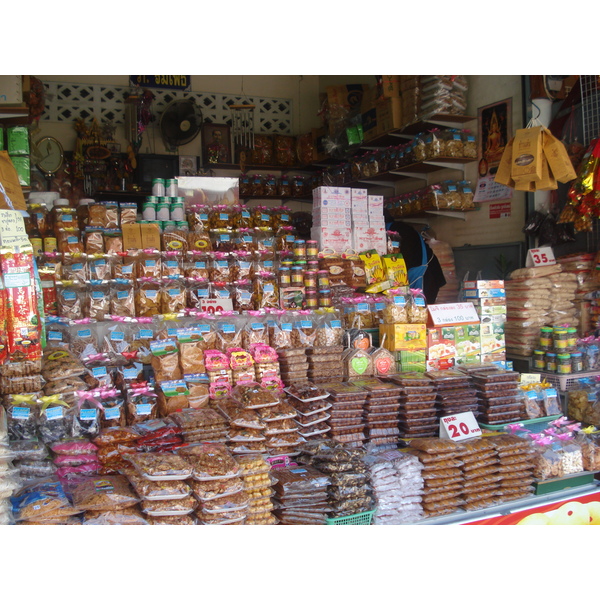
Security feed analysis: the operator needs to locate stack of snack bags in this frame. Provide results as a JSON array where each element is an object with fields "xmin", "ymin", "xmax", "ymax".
[
  {"xmin": 427, "ymin": 370, "xmax": 479, "ymax": 421},
  {"xmin": 183, "ymin": 442, "xmax": 248, "ymax": 525},
  {"xmin": 354, "ymin": 379, "xmax": 402, "ymax": 446},
  {"xmin": 504, "ymin": 264, "xmax": 564, "ymax": 356},
  {"xmin": 278, "ymin": 347, "xmax": 308, "ymax": 388},
  {"xmin": 169, "ymin": 408, "xmax": 228, "ymax": 445},
  {"xmin": 236, "ymin": 454, "xmax": 277, "ymax": 525},
  {"xmin": 12, "ymin": 477, "xmax": 83, "ymax": 525},
  {"xmin": 322, "ymin": 382, "xmax": 368, "ymax": 447},
  {"xmin": 286, "ymin": 383, "xmax": 331, "ymax": 441},
  {"xmin": 385, "ymin": 374, "xmax": 437, "ymax": 439},
  {"xmin": 472, "ymin": 369, "xmax": 522, "ymax": 426},
  {"xmin": 458, "ymin": 437, "xmax": 502, "ymax": 511},
  {"xmin": 366, "ymin": 448, "xmax": 424, "ymax": 525},
  {"xmin": 408, "ymin": 438, "xmax": 466, "ymax": 518},
  {"xmin": 271, "ymin": 463, "xmax": 330, "ymax": 525},
  {"xmin": 94, "ymin": 426, "xmax": 141, "ymax": 475},
  {"xmin": 428, "ymin": 237, "xmax": 460, "ymax": 303},
  {"xmin": 487, "ymin": 434, "xmax": 535, "ymax": 502},
  {"xmin": 232, "ymin": 383, "xmax": 304, "ymax": 456},
  {"xmin": 51, "ymin": 438, "xmax": 100, "ymax": 485},
  {"xmin": 0, "ymin": 406, "xmax": 19, "ymax": 525},
  {"xmin": 307, "ymin": 316, "xmax": 345, "ymax": 385},
  {"xmin": 301, "ymin": 441, "xmax": 373, "ymax": 518},
  {"xmin": 418, "ymin": 75, "xmax": 468, "ymax": 119},
  {"xmin": 71, "ymin": 473, "xmax": 147, "ymax": 525}
]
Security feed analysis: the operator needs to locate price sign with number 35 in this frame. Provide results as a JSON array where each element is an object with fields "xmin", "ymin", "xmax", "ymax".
[{"xmin": 526, "ymin": 247, "xmax": 556, "ymax": 268}]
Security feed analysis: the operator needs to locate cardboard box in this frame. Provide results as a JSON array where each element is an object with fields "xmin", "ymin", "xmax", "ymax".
[
  {"xmin": 353, "ymin": 227, "xmax": 387, "ymax": 256},
  {"xmin": 426, "ymin": 357, "xmax": 456, "ymax": 371},
  {"xmin": 454, "ymin": 324, "xmax": 481, "ymax": 357},
  {"xmin": 427, "ymin": 327, "xmax": 457, "ymax": 361},
  {"xmin": 380, "ymin": 323, "xmax": 427, "ymax": 351},
  {"xmin": 511, "ymin": 126, "xmax": 543, "ymax": 183},
  {"xmin": 481, "ymin": 351, "xmax": 507, "ymax": 364},
  {"xmin": 479, "ymin": 312, "xmax": 508, "ymax": 323},
  {"xmin": 462, "ymin": 280, "xmax": 505, "ymax": 290},
  {"xmin": 463, "ymin": 288, "xmax": 506, "ymax": 299},
  {"xmin": 312, "ymin": 186, "xmax": 351, "ymax": 206},
  {"xmin": 368, "ymin": 195, "xmax": 384, "ymax": 210},
  {"xmin": 468, "ymin": 297, "xmax": 507, "ymax": 307},
  {"xmin": 381, "ymin": 76, "xmax": 401, "ymax": 98},
  {"xmin": 376, "ymin": 97, "xmax": 402, "ymax": 134},
  {"xmin": 311, "ymin": 227, "xmax": 352, "ymax": 253},
  {"xmin": 122, "ymin": 224, "xmax": 142, "ymax": 251},
  {"xmin": 140, "ymin": 223, "xmax": 161, "ymax": 250},
  {"xmin": 352, "ymin": 188, "xmax": 368, "ymax": 202},
  {"xmin": 543, "ymin": 129, "xmax": 578, "ymax": 183}
]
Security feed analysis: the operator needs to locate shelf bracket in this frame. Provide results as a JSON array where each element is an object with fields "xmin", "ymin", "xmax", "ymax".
[
  {"xmin": 424, "ymin": 161, "xmax": 466, "ymax": 172},
  {"xmin": 424, "ymin": 210, "xmax": 470, "ymax": 220},
  {"xmin": 357, "ymin": 179, "xmax": 397, "ymax": 189}
]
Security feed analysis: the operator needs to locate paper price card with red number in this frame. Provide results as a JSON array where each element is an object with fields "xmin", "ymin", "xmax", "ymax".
[
  {"xmin": 526, "ymin": 247, "xmax": 556, "ymax": 268},
  {"xmin": 439, "ymin": 412, "xmax": 481, "ymax": 441}
]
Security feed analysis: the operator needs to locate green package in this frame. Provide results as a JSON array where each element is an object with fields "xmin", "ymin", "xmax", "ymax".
[
  {"xmin": 7, "ymin": 126, "xmax": 29, "ymax": 156},
  {"xmin": 10, "ymin": 156, "xmax": 30, "ymax": 186}
]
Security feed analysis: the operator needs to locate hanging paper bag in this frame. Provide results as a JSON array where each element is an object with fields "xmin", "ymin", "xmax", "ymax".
[{"xmin": 0, "ymin": 151, "xmax": 27, "ymax": 211}]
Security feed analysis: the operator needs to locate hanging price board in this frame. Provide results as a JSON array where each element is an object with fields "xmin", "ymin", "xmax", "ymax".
[
  {"xmin": 439, "ymin": 412, "xmax": 481, "ymax": 441},
  {"xmin": 526, "ymin": 247, "xmax": 556, "ymax": 268}
]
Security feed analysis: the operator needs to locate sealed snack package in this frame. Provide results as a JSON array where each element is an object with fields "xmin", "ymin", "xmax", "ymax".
[
  {"xmin": 179, "ymin": 443, "xmax": 241, "ymax": 480},
  {"xmin": 11, "ymin": 478, "xmax": 79, "ymax": 521},
  {"xmin": 71, "ymin": 474, "xmax": 139, "ymax": 511},
  {"xmin": 150, "ymin": 339, "xmax": 182, "ymax": 382},
  {"xmin": 37, "ymin": 395, "xmax": 70, "ymax": 444}
]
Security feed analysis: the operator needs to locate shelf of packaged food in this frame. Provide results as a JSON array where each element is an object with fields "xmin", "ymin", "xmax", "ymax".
[
  {"xmin": 361, "ymin": 114, "xmax": 477, "ymax": 149},
  {"xmin": 240, "ymin": 195, "xmax": 313, "ymax": 204}
]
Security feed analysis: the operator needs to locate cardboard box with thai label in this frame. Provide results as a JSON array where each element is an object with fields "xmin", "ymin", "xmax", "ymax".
[
  {"xmin": 380, "ymin": 323, "xmax": 427, "ymax": 351},
  {"xmin": 462, "ymin": 288, "xmax": 506, "ymax": 299}
]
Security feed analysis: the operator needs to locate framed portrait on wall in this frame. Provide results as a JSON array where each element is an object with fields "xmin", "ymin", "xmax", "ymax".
[
  {"xmin": 478, "ymin": 97, "xmax": 512, "ymax": 178},
  {"xmin": 201, "ymin": 123, "xmax": 232, "ymax": 166}
]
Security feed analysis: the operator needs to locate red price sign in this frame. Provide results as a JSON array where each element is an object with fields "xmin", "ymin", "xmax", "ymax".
[
  {"xmin": 439, "ymin": 412, "xmax": 481, "ymax": 441},
  {"xmin": 526, "ymin": 247, "xmax": 556, "ymax": 268},
  {"xmin": 199, "ymin": 298, "xmax": 233, "ymax": 313}
]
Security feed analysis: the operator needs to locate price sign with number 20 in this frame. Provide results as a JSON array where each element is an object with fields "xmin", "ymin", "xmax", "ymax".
[{"xmin": 439, "ymin": 412, "xmax": 482, "ymax": 441}]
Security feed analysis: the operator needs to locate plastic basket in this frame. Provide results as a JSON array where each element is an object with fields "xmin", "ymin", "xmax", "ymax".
[
  {"xmin": 326, "ymin": 510, "xmax": 375, "ymax": 525},
  {"xmin": 479, "ymin": 414, "xmax": 562, "ymax": 434},
  {"xmin": 534, "ymin": 370, "xmax": 600, "ymax": 392}
]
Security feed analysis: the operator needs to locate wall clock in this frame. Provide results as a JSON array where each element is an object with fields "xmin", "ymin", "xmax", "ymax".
[{"xmin": 35, "ymin": 136, "xmax": 64, "ymax": 175}]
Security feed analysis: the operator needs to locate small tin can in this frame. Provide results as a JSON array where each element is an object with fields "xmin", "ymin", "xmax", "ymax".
[
  {"xmin": 166, "ymin": 179, "xmax": 178, "ymax": 196},
  {"xmin": 152, "ymin": 178, "xmax": 165, "ymax": 196},
  {"xmin": 142, "ymin": 203, "xmax": 157, "ymax": 221}
]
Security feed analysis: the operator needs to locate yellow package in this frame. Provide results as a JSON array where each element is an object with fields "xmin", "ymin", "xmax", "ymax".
[
  {"xmin": 359, "ymin": 250, "xmax": 385, "ymax": 285},
  {"xmin": 382, "ymin": 254, "xmax": 408, "ymax": 287}
]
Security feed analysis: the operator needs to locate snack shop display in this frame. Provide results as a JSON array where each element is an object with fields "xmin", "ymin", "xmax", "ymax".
[{"xmin": 4, "ymin": 132, "xmax": 598, "ymax": 530}]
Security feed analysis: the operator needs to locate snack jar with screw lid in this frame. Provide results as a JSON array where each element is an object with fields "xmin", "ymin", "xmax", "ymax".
[
  {"xmin": 571, "ymin": 352, "xmax": 583, "ymax": 373},
  {"xmin": 545, "ymin": 352, "xmax": 557, "ymax": 373},
  {"xmin": 557, "ymin": 353, "xmax": 572, "ymax": 374},
  {"xmin": 539, "ymin": 327, "xmax": 553, "ymax": 349},
  {"xmin": 553, "ymin": 327, "xmax": 568, "ymax": 350},
  {"xmin": 533, "ymin": 349, "xmax": 546, "ymax": 370},
  {"xmin": 567, "ymin": 327, "xmax": 578, "ymax": 350},
  {"xmin": 306, "ymin": 240, "xmax": 319, "ymax": 258}
]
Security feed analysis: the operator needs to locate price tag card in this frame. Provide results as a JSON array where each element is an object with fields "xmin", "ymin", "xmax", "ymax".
[
  {"xmin": 439, "ymin": 411, "xmax": 482, "ymax": 441},
  {"xmin": 198, "ymin": 298, "xmax": 234, "ymax": 313},
  {"xmin": 520, "ymin": 373, "xmax": 541, "ymax": 384},
  {"xmin": 526, "ymin": 247, "xmax": 556, "ymax": 268}
]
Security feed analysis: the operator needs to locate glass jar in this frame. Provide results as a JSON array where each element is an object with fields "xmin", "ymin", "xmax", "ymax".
[
  {"xmin": 306, "ymin": 240, "xmax": 319, "ymax": 258},
  {"xmin": 304, "ymin": 291, "xmax": 318, "ymax": 309},
  {"xmin": 303, "ymin": 270, "xmax": 317, "ymax": 290},
  {"xmin": 318, "ymin": 289, "xmax": 332, "ymax": 307},
  {"xmin": 567, "ymin": 327, "xmax": 578, "ymax": 350},
  {"xmin": 539, "ymin": 327, "xmax": 553, "ymax": 349},
  {"xmin": 293, "ymin": 240, "xmax": 306, "ymax": 259},
  {"xmin": 291, "ymin": 266, "xmax": 304, "ymax": 286},
  {"xmin": 533, "ymin": 349, "xmax": 546, "ymax": 370},
  {"xmin": 279, "ymin": 267, "xmax": 291, "ymax": 288},
  {"xmin": 545, "ymin": 352, "xmax": 557, "ymax": 373},
  {"xmin": 571, "ymin": 352, "xmax": 584, "ymax": 373},
  {"xmin": 553, "ymin": 327, "xmax": 568, "ymax": 351},
  {"xmin": 557, "ymin": 353, "xmax": 572, "ymax": 374},
  {"xmin": 317, "ymin": 270, "xmax": 330, "ymax": 289}
]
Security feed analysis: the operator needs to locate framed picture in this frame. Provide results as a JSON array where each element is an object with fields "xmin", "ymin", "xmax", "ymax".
[
  {"xmin": 478, "ymin": 97, "xmax": 512, "ymax": 178},
  {"xmin": 107, "ymin": 142, "xmax": 121, "ymax": 154},
  {"xmin": 179, "ymin": 155, "xmax": 198, "ymax": 176},
  {"xmin": 201, "ymin": 123, "xmax": 231, "ymax": 166}
]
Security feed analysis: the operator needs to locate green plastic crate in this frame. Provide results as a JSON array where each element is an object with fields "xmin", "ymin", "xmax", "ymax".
[
  {"xmin": 479, "ymin": 414, "xmax": 561, "ymax": 434},
  {"xmin": 326, "ymin": 510, "xmax": 375, "ymax": 525}
]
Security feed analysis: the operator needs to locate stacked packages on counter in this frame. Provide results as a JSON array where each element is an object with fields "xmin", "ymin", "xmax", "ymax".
[
  {"xmin": 366, "ymin": 449, "xmax": 424, "ymax": 524},
  {"xmin": 504, "ymin": 263, "xmax": 579, "ymax": 357},
  {"xmin": 299, "ymin": 441, "xmax": 373, "ymax": 518},
  {"xmin": 271, "ymin": 464, "xmax": 330, "ymax": 525}
]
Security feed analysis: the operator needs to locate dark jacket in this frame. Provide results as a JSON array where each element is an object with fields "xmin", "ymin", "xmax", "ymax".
[{"xmin": 386, "ymin": 220, "xmax": 446, "ymax": 304}]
